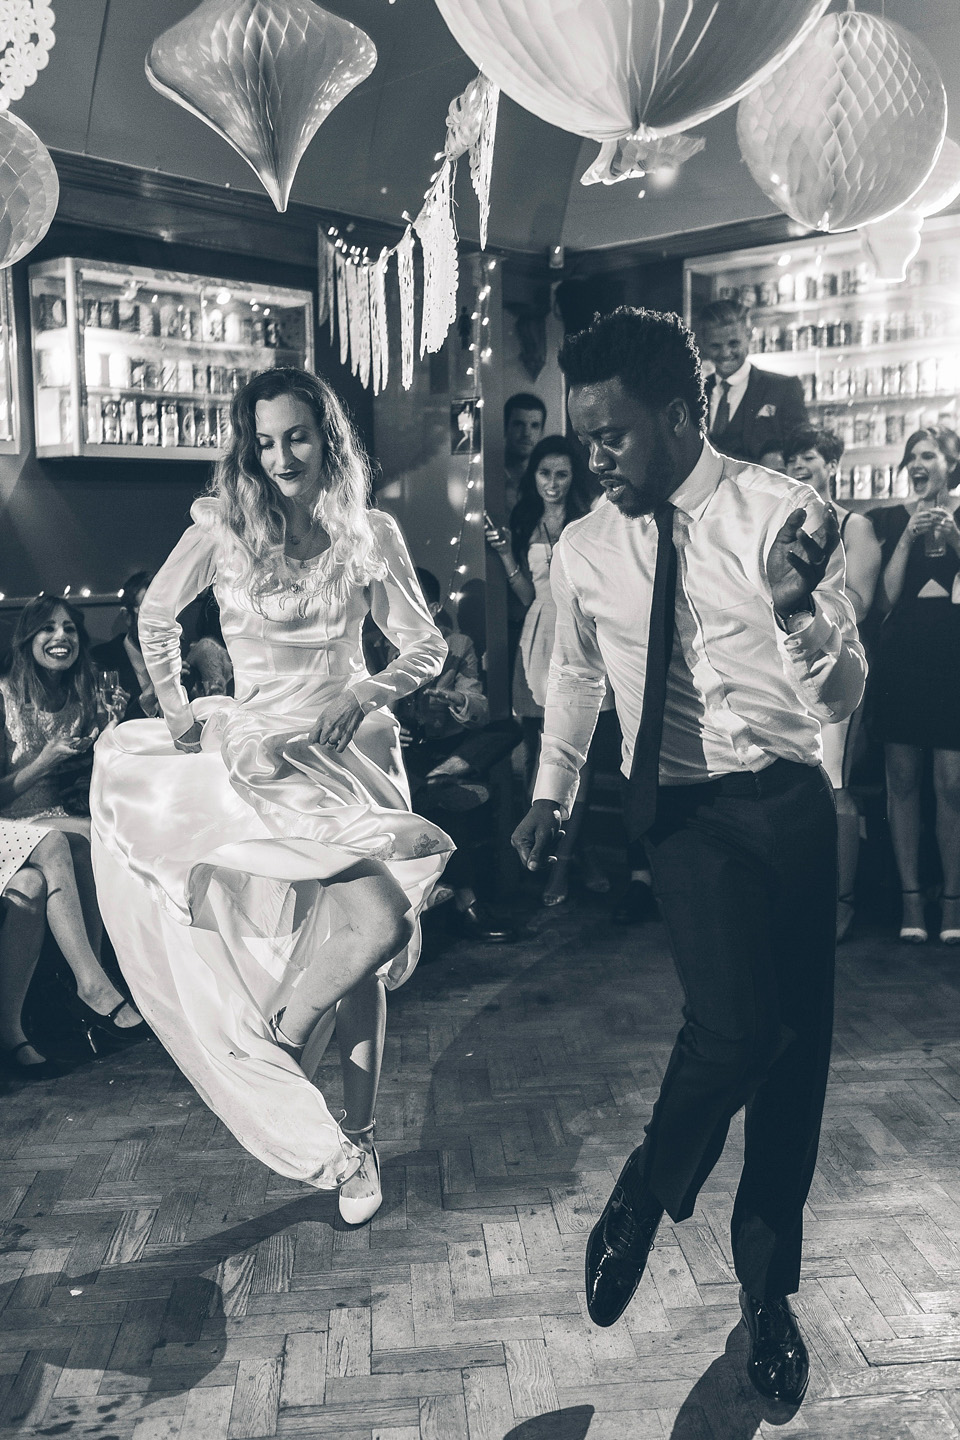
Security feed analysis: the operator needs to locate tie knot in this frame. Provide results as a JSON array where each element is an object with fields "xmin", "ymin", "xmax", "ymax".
[
  {"xmin": 720, "ymin": 378, "xmax": 730, "ymax": 393},
  {"xmin": 655, "ymin": 502, "xmax": 675, "ymax": 535}
]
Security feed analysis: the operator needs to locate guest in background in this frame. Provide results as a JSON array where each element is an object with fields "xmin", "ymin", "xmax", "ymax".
[
  {"xmin": 487, "ymin": 435, "xmax": 613, "ymax": 905},
  {"xmin": 503, "ymin": 392, "xmax": 546, "ymax": 516},
  {"xmin": 183, "ymin": 587, "xmax": 233, "ymax": 700},
  {"xmin": 0, "ymin": 596, "xmax": 144, "ymax": 1048},
  {"xmin": 869, "ymin": 427, "xmax": 960, "ymax": 945},
  {"xmin": 698, "ymin": 299, "xmax": 807, "ymax": 465},
  {"xmin": 397, "ymin": 568, "xmax": 519, "ymax": 944},
  {"xmin": 785, "ymin": 427, "xmax": 881, "ymax": 940},
  {"xmin": 92, "ymin": 571, "xmax": 157, "ymax": 720}
]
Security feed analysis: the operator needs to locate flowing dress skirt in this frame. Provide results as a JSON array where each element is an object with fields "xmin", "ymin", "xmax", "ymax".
[{"xmin": 91, "ymin": 698, "xmax": 452, "ymax": 1189}]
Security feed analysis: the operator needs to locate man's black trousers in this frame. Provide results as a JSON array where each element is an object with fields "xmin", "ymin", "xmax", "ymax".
[{"xmin": 638, "ymin": 758, "xmax": 837, "ymax": 1301}]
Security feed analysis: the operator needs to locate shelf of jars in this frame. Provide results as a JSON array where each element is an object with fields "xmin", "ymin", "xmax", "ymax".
[
  {"xmin": 684, "ymin": 213, "xmax": 960, "ymax": 506},
  {"xmin": 28, "ymin": 258, "xmax": 315, "ymax": 460}
]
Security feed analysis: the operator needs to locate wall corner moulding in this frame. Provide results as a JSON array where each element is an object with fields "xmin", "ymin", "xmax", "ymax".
[{"xmin": 145, "ymin": 0, "xmax": 377, "ymax": 214}]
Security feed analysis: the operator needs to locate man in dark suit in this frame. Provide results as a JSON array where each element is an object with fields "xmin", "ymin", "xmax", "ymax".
[{"xmin": 698, "ymin": 299, "xmax": 807, "ymax": 467}]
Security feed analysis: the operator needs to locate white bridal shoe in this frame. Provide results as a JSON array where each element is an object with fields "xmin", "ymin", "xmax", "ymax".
[{"xmin": 338, "ymin": 1121, "xmax": 382, "ymax": 1225}]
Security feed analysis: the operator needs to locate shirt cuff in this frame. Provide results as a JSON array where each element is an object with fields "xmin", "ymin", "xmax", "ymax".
[
  {"xmin": 532, "ymin": 766, "xmax": 577, "ymax": 822},
  {"xmin": 347, "ymin": 679, "xmax": 387, "ymax": 715}
]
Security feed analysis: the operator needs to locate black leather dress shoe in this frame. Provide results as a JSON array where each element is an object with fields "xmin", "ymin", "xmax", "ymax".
[
  {"xmin": 739, "ymin": 1289, "xmax": 810, "ymax": 1405},
  {"xmin": 449, "ymin": 902, "xmax": 518, "ymax": 944},
  {"xmin": 611, "ymin": 879, "xmax": 656, "ymax": 926},
  {"xmin": 585, "ymin": 1147, "xmax": 663, "ymax": 1327}
]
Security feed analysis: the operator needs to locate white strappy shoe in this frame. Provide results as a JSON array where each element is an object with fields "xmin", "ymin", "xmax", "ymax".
[{"xmin": 338, "ymin": 1120, "xmax": 382, "ymax": 1225}]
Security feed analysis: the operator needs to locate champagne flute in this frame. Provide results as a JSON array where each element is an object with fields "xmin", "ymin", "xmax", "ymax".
[{"xmin": 98, "ymin": 669, "xmax": 125, "ymax": 723}]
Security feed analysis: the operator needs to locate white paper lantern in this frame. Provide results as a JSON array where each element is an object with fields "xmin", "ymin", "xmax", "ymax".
[
  {"xmin": 737, "ymin": 12, "xmax": 947, "ymax": 233},
  {"xmin": 0, "ymin": 109, "xmax": 58, "ymax": 268},
  {"xmin": 146, "ymin": 0, "xmax": 377, "ymax": 213},
  {"xmin": 859, "ymin": 137, "xmax": 960, "ymax": 281},
  {"xmin": 434, "ymin": 0, "xmax": 829, "ymax": 184}
]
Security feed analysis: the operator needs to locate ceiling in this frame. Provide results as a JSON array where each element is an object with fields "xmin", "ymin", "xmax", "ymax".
[{"xmin": 13, "ymin": 0, "xmax": 960, "ymax": 258}]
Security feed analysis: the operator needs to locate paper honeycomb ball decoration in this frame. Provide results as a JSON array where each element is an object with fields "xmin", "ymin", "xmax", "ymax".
[
  {"xmin": 859, "ymin": 136, "xmax": 960, "ymax": 282},
  {"xmin": 147, "ymin": 0, "xmax": 377, "ymax": 213},
  {"xmin": 737, "ymin": 12, "xmax": 947, "ymax": 232},
  {"xmin": 0, "ymin": 108, "xmax": 58, "ymax": 268},
  {"xmin": 434, "ymin": 0, "xmax": 830, "ymax": 184}
]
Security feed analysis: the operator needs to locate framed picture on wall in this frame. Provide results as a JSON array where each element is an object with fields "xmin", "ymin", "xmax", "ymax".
[{"xmin": 450, "ymin": 397, "xmax": 481, "ymax": 454}]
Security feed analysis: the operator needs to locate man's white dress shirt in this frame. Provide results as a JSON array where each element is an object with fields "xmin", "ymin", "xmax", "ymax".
[
  {"xmin": 532, "ymin": 441, "xmax": 867, "ymax": 818},
  {"xmin": 708, "ymin": 358, "xmax": 752, "ymax": 429}
]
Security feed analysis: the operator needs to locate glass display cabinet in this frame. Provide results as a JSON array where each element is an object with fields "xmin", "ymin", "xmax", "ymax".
[
  {"xmin": 0, "ymin": 269, "xmax": 20, "ymax": 454},
  {"xmin": 28, "ymin": 258, "xmax": 314, "ymax": 461},
  {"xmin": 684, "ymin": 214, "xmax": 960, "ymax": 505}
]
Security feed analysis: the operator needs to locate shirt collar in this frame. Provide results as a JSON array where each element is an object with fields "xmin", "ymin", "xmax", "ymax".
[{"xmin": 668, "ymin": 438, "xmax": 724, "ymax": 522}]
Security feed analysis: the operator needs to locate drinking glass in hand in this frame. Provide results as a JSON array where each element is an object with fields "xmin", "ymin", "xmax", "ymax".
[
  {"xmin": 922, "ymin": 507, "xmax": 948, "ymax": 558},
  {"xmin": 98, "ymin": 669, "xmax": 127, "ymax": 723}
]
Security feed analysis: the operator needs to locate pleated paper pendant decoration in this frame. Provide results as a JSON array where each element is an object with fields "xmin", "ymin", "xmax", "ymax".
[
  {"xmin": 146, "ymin": 0, "xmax": 377, "ymax": 213},
  {"xmin": 0, "ymin": 109, "xmax": 59, "ymax": 268}
]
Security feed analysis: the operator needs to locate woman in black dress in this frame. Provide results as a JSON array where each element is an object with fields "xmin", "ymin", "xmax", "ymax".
[{"xmin": 871, "ymin": 427, "xmax": 960, "ymax": 944}]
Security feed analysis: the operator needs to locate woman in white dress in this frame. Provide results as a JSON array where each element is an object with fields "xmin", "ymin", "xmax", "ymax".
[{"xmin": 90, "ymin": 368, "xmax": 452, "ymax": 1222}]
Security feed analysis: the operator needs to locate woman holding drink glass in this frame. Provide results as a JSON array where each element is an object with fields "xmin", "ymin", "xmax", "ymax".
[{"xmin": 870, "ymin": 427, "xmax": 960, "ymax": 943}]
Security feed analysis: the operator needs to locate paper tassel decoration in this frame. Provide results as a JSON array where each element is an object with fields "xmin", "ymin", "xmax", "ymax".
[
  {"xmin": 146, "ymin": 0, "xmax": 377, "ymax": 213},
  {"xmin": 434, "ymin": 0, "xmax": 829, "ymax": 186},
  {"xmin": 0, "ymin": 0, "xmax": 56, "ymax": 109},
  {"xmin": 317, "ymin": 229, "xmax": 335, "ymax": 329},
  {"xmin": 859, "ymin": 137, "xmax": 960, "ymax": 282},
  {"xmin": 334, "ymin": 250, "xmax": 349, "ymax": 366},
  {"xmin": 581, "ymin": 131, "xmax": 705, "ymax": 186},
  {"xmin": 396, "ymin": 228, "xmax": 416, "ymax": 391},
  {"xmin": 0, "ymin": 109, "xmax": 58, "ymax": 268},
  {"xmin": 415, "ymin": 161, "xmax": 459, "ymax": 359},
  {"xmin": 370, "ymin": 249, "xmax": 389, "ymax": 395},
  {"xmin": 737, "ymin": 12, "xmax": 947, "ymax": 233},
  {"xmin": 445, "ymin": 73, "xmax": 500, "ymax": 249}
]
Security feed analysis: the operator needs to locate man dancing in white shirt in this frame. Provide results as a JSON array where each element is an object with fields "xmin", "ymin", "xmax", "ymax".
[{"xmin": 512, "ymin": 308, "xmax": 866, "ymax": 1407}]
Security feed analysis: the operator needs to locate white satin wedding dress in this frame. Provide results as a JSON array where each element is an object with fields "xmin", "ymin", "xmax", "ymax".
[{"xmin": 90, "ymin": 504, "xmax": 453, "ymax": 1188}]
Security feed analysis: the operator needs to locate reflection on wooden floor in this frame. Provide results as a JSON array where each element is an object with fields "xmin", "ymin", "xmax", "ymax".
[{"xmin": 3, "ymin": 902, "xmax": 960, "ymax": 1438}]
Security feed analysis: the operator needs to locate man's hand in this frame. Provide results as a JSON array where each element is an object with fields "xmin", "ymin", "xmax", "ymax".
[
  {"xmin": 511, "ymin": 799, "xmax": 565, "ymax": 871},
  {"xmin": 768, "ymin": 505, "xmax": 840, "ymax": 620},
  {"xmin": 313, "ymin": 692, "xmax": 365, "ymax": 753}
]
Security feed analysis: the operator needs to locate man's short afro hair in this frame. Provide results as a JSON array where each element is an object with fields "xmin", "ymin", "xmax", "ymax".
[{"xmin": 559, "ymin": 307, "xmax": 707, "ymax": 428}]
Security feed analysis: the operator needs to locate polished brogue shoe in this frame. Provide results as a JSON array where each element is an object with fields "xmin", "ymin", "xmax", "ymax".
[
  {"xmin": 585, "ymin": 1148, "xmax": 663, "ymax": 1327},
  {"xmin": 739, "ymin": 1289, "xmax": 810, "ymax": 1405}
]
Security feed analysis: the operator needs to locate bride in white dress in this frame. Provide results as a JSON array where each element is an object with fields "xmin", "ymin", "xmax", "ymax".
[{"xmin": 90, "ymin": 368, "xmax": 453, "ymax": 1222}]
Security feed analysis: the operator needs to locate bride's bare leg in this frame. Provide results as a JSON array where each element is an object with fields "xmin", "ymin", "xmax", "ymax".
[
  {"xmin": 278, "ymin": 858, "xmax": 412, "ymax": 1047},
  {"xmin": 29, "ymin": 831, "xmax": 141, "ymax": 1027},
  {"xmin": 337, "ymin": 973, "xmax": 387, "ymax": 1203}
]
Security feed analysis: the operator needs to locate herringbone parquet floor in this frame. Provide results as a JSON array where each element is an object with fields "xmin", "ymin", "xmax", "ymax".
[{"xmin": 3, "ymin": 901, "xmax": 960, "ymax": 1440}]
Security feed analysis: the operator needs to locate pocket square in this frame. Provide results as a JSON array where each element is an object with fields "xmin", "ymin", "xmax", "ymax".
[{"xmin": 757, "ymin": 403, "xmax": 777, "ymax": 418}]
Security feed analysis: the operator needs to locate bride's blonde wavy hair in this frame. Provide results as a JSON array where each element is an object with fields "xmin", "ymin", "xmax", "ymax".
[{"xmin": 199, "ymin": 367, "xmax": 385, "ymax": 606}]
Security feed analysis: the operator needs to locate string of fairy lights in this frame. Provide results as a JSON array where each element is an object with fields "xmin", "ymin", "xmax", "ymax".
[{"xmin": 448, "ymin": 256, "xmax": 497, "ymax": 613}]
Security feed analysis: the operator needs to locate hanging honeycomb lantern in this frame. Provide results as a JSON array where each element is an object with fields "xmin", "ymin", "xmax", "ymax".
[
  {"xmin": 0, "ymin": 110, "xmax": 58, "ymax": 268},
  {"xmin": 736, "ymin": 10, "xmax": 946, "ymax": 232}
]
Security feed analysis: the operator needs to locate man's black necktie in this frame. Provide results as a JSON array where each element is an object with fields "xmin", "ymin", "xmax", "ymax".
[
  {"xmin": 624, "ymin": 504, "xmax": 677, "ymax": 840},
  {"xmin": 711, "ymin": 379, "xmax": 731, "ymax": 438}
]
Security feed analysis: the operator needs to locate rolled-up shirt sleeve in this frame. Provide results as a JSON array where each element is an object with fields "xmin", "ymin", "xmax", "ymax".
[
  {"xmin": 532, "ymin": 542, "xmax": 609, "ymax": 818},
  {"xmin": 765, "ymin": 493, "xmax": 868, "ymax": 724}
]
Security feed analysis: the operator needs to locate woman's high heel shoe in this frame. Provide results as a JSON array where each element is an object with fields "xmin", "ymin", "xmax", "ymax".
[
  {"xmin": 1, "ymin": 1040, "xmax": 64, "ymax": 1081},
  {"xmin": 940, "ymin": 895, "xmax": 960, "ymax": 946},
  {"xmin": 65, "ymin": 992, "xmax": 146, "ymax": 1052},
  {"xmin": 338, "ymin": 1120, "xmax": 382, "ymax": 1226},
  {"xmin": 899, "ymin": 890, "xmax": 928, "ymax": 945}
]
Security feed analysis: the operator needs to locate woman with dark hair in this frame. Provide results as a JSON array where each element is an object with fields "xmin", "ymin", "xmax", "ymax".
[
  {"xmin": 0, "ymin": 595, "xmax": 144, "ymax": 1055},
  {"xmin": 91, "ymin": 368, "xmax": 451, "ymax": 1220},
  {"xmin": 869, "ymin": 426, "xmax": 960, "ymax": 943},
  {"xmin": 486, "ymin": 434, "xmax": 613, "ymax": 904},
  {"xmin": 785, "ymin": 427, "xmax": 881, "ymax": 940}
]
